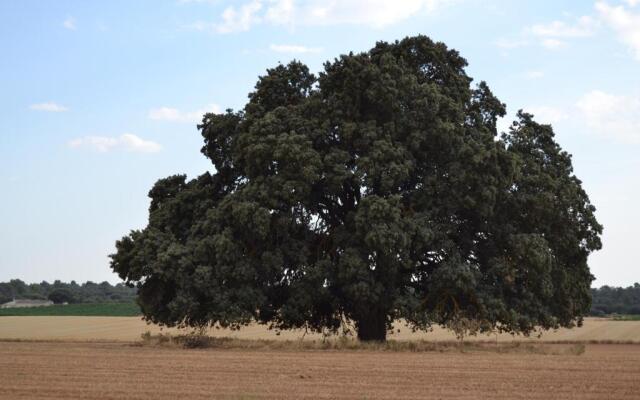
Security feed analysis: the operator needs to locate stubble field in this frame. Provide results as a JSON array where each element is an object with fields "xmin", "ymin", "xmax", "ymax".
[
  {"xmin": 1, "ymin": 317, "xmax": 640, "ymax": 399},
  {"xmin": 1, "ymin": 316, "xmax": 640, "ymax": 342}
]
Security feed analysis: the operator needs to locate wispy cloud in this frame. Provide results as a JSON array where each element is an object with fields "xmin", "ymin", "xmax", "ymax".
[
  {"xmin": 508, "ymin": 2, "xmax": 640, "ymax": 60},
  {"xmin": 576, "ymin": 90, "xmax": 640, "ymax": 144},
  {"xmin": 29, "ymin": 102, "xmax": 68, "ymax": 112},
  {"xmin": 68, "ymin": 134, "xmax": 162, "ymax": 153},
  {"xmin": 269, "ymin": 44, "xmax": 322, "ymax": 53},
  {"xmin": 530, "ymin": 16, "xmax": 598, "ymax": 38},
  {"xmin": 63, "ymin": 16, "xmax": 77, "ymax": 30},
  {"xmin": 497, "ymin": 87, "xmax": 640, "ymax": 145},
  {"xmin": 530, "ymin": 15, "xmax": 598, "ymax": 50},
  {"xmin": 216, "ymin": 0, "xmax": 263, "ymax": 33},
  {"xmin": 596, "ymin": 1, "xmax": 640, "ymax": 60},
  {"xmin": 187, "ymin": 0, "xmax": 455, "ymax": 34},
  {"xmin": 148, "ymin": 104, "xmax": 221, "ymax": 123},
  {"xmin": 497, "ymin": 13, "xmax": 598, "ymax": 51}
]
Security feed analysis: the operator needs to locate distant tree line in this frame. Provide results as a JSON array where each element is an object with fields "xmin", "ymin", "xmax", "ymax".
[
  {"xmin": 590, "ymin": 283, "xmax": 640, "ymax": 316},
  {"xmin": 1, "ymin": 279, "xmax": 638, "ymax": 315},
  {"xmin": 0, "ymin": 279, "xmax": 136, "ymax": 304}
]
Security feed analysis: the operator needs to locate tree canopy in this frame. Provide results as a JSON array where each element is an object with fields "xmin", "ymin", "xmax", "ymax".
[
  {"xmin": 591, "ymin": 284, "xmax": 640, "ymax": 316},
  {"xmin": 0, "ymin": 279, "xmax": 136, "ymax": 305},
  {"xmin": 110, "ymin": 35, "xmax": 602, "ymax": 341}
]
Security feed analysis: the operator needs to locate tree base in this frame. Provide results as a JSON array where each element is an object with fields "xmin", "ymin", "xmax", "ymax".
[{"xmin": 356, "ymin": 313, "xmax": 387, "ymax": 342}]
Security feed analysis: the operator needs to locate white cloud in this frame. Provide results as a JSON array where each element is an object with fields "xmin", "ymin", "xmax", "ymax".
[
  {"xmin": 216, "ymin": 0, "xmax": 263, "ymax": 33},
  {"xmin": 287, "ymin": 0, "xmax": 450, "ymax": 28},
  {"xmin": 148, "ymin": 104, "xmax": 221, "ymax": 123},
  {"xmin": 269, "ymin": 44, "xmax": 322, "ymax": 53},
  {"xmin": 192, "ymin": 0, "xmax": 453, "ymax": 33},
  {"xmin": 531, "ymin": 16, "xmax": 597, "ymax": 38},
  {"xmin": 68, "ymin": 136, "xmax": 118, "ymax": 152},
  {"xmin": 63, "ymin": 16, "xmax": 76, "ymax": 30},
  {"xmin": 264, "ymin": 0, "xmax": 295, "ymax": 25},
  {"xmin": 497, "ymin": 15, "xmax": 596, "ymax": 51},
  {"xmin": 596, "ymin": 1, "xmax": 640, "ymax": 60},
  {"xmin": 500, "ymin": 90, "xmax": 640, "ymax": 145},
  {"xmin": 504, "ymin": 3, "xmax": 639, "ymax": 59},
  {"xmin": 576, "ymin": 90, "xmax": 640, "ymax": 144},
  {"xmin": 29, "ymin": 102, "xmax": 68, "ymax": 112},
  {"xmin": 525, "ymin": 106, "xmax": 568, "ymax": 124},
  {"xmin": 119, "ymin": 134, "xmax": 163, "ymax": 153},
  {"xmin": 524, "ymin": 70, "xmax": 544, "ymax": 79},
  {"xmin": 68, "ymin": 134, "xmax": 162, "ymax": 153},
  {"xmin": 523, "ymin": 14, "xmax": 598, "ymax": 50}
]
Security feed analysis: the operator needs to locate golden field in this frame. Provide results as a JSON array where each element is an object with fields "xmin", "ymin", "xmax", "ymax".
[{"xmin": 0, "ymin": 316, "xmax": 639, "ymax": 342}]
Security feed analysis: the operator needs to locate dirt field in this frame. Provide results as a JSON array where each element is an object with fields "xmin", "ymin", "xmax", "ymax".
[
  {"xmin": 2, "ymin": 317, "xmax": 640, "ymax": 399},
  {"xmin": 0, "ymin": 341, "xmax": 638, "ymax": 399},
  {"xmin": 1, "ymin": 316, "xmax": 640, "ymax": 342}
]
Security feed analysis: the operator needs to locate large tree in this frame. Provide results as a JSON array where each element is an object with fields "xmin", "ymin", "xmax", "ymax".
[{"xmin": 111, "ymin": 36, "xmax": 602, "ymax": 341}]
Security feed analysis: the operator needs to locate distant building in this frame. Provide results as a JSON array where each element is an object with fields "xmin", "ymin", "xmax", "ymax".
[{"xmin": 0, "ymin": 299, "xmax": 54, "ymax": 309}]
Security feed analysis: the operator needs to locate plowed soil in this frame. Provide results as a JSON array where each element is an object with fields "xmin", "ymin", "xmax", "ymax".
[{"xmin": 1, "ymin": 341, "xmax": 638, "ymax": 399}]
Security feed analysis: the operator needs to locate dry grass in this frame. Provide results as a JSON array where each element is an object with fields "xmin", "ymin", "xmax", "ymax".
[
  {"xmin": 2, "ymin": 316, "xmax": 640, "ymax": 343},
  {"xmin": 136, "ymin": 331, "xmax": 587, "ymax": 355}
]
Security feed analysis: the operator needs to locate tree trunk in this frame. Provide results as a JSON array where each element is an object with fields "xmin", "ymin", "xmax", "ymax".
[{"xmin": 356, "ymin": 311, "xmax": 387, "ymax": 342}]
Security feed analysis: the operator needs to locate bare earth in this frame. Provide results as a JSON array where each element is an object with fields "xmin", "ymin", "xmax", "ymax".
[
  {"xmin": 2, "ymin": 317, "xmax": 640, "ymax": 399},
  {"xmin": 1, "ymin": 316, "xmax": 640, "ymax": 342},
  {"xmin": 1, "ymin": 341, "xmax": 639, "ymax": 399}
]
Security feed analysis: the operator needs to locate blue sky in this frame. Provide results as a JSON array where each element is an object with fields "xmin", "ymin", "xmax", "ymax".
[{"xmin": 1, "ymin": 0, "xmax": 638, "ymax": 286}]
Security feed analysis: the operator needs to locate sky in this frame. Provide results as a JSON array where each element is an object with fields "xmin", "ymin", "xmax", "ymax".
[{"xmin": 0, "ymin": 0, "xmax": 638, "ymax": 286}]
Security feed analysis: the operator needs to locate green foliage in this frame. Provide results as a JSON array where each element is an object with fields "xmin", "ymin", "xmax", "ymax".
[
  {"xmin": 611, "ymin": 315, "xmax": 640, "ymax": 321},
  {"xmin": 111, "ymin": 35, "xmax": 602, "ymax": 341},
  {"xmin": 0, "ymin": 279, "xmax": 136, "ymax": 304},
  {"xmin": 47, "ymin": 288, "xmax": 76, "ymax": 304},
  {"xmin": 0, "ymin": 279, "xmax": 46, "ymax": 301},
  {"xmin": 0, "ymin": 302, "xmax": 141, "ymax": 317},
  {"xmin": 591, "ymin": 283, "xmax": 640, "ymax": 316}
]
